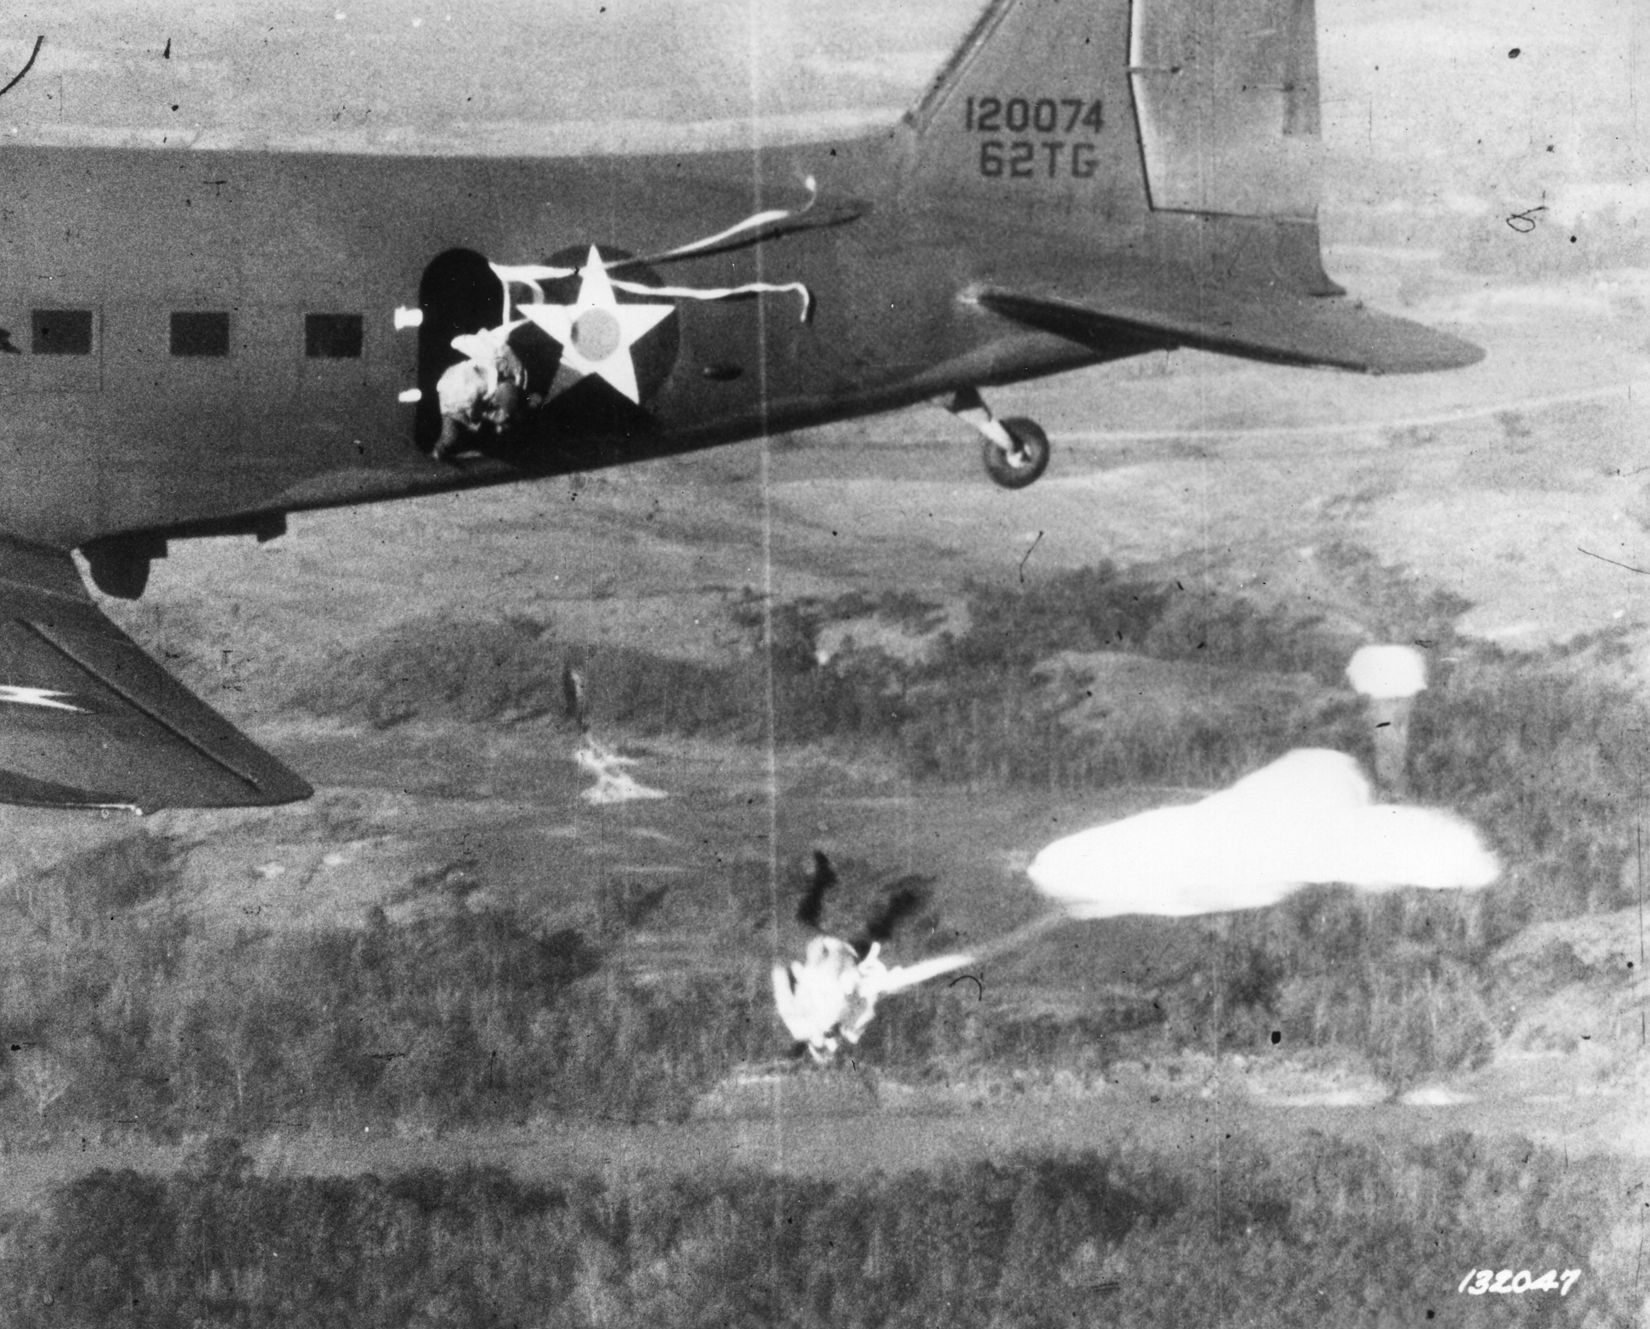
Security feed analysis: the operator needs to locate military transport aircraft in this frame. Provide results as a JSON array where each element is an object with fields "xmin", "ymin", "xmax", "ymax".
[{"xmin": 0, "ymin": 0, "xmax": 1481, "ymax": 812}]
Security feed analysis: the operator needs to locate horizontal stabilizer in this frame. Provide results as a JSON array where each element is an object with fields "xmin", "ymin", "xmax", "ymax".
[
  {"xmin": 0, "ymin": 539, "xmax": 311, "ymax": 812},
  {"xmin": 973, "ymin": 275, "xmax": 1484, "ymax": 375}
]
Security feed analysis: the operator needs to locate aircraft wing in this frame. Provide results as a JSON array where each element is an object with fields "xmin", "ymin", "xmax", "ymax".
[
  {"xmin": 970, "ymin": 269, "xmax": 1484, "ymax": 375},
  {"xmin": 0, "ymin": 539, "xmax": 311, "ymax": 812}
]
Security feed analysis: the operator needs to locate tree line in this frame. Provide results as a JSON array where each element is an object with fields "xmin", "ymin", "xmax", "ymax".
[
  {"xmin": 0, "ymin": 850, "xmax": 1630, "ymax": 1145},
  {"xmin": 0, "ymin": 1133, "xmax": 1630, "ymax": 1328}
]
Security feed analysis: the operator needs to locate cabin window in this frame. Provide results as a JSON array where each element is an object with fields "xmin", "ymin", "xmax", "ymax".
[
  {"xmin": 305, "ymin": 313, "xmax": 364, "ymax": 359},
  {"xmin": 170, "ymin": 311, "xmax": 231, "ymax": 357},
  {"xmin": 31, "ymin": 309, "xmax": 94, "ymax": 356}
]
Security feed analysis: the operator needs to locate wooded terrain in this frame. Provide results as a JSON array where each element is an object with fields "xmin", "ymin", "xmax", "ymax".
[
  {"xmin": 3, "ymin": 574, "xmax": 1639, "ymax": 1146},
  {"xmin": 299, "ymin": 563, "xmax": 1647, "ymax": 925},
  {"xmin": 2, "ymin": 859, "xmax": 1629, "ymax": 1144},
  {"xmin": 0, "ymin": 1134, "xmax": 1630, "ymax": 1327},
  {"xmin": 1, "ymin": 562, "xmax": 1639, "ymax": 1324}
]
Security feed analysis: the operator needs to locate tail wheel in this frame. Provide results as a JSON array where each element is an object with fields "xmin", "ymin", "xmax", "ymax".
[{"xmin": 982, "ymin": 417, "xmax": 1050, "ymax": 489}]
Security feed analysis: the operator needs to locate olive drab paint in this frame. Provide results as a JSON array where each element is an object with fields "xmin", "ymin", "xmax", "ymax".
[{"xmin": 0, "ymin": 0, "xmax": 1481, "ymax": 809}]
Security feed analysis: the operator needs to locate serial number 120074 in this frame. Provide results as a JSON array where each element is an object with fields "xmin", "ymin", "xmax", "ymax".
[{"xmin": 964, "ymin": 95, "xmax": 1104, "ymax": 179}]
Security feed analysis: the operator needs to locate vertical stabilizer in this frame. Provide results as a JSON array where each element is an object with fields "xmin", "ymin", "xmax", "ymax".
[
  {"xmin": 902, "ymin": 0, "xmax": 1149, "ymax": 228},
  {"xmin": 901, "ymin": 0, "xmax": 1338, "ymax": 293}
]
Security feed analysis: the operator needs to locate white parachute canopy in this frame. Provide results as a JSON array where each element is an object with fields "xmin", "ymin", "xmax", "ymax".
[{"xmin": 1027, "ymin": 749, "xmax": 1499, "ymax": 920}]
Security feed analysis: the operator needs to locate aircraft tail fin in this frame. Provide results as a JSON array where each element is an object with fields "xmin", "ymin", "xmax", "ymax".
[{"xmin": 900, "ymin": 0, "xmax": 1342, "ymax": 296}]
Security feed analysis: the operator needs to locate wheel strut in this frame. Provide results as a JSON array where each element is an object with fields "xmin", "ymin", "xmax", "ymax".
[
  {"xmin": 944, "ymin": 386, "xmax": 1019, "ymax": 455},
  {"xmin": 940, "ymin": 387, "xmax": 1051, "ymax": 489}
]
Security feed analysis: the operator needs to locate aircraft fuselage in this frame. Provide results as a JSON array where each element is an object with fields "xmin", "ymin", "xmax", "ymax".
[
  {"xmin": 0, "ymin": 137, "xmax": 1100, "ymax": 551},
  {"xmin": 0, "ymin": 0, "xmax": 1488, "ymax": 812}
]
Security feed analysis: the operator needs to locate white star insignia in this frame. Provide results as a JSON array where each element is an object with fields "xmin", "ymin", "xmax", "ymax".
[{"xmin": 518, "ymin": 247, "xmax": 673, "ymax": 405}]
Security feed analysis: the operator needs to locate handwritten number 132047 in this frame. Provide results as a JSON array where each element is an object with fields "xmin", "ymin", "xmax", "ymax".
[{"xmin": 1459, "ymin": 1269, "xmax": 1580, "ymax": 1296}]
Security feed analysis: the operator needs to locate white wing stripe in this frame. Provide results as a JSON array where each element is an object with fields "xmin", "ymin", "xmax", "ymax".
[{"xmin": 0, "ymin": 685, "xmax": 85, "ymax": 713}]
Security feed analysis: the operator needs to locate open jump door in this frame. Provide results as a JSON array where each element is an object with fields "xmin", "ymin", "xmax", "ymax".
[{"xmin": 414, "ymin": 248, "xmax": 507, "ymax": 454}]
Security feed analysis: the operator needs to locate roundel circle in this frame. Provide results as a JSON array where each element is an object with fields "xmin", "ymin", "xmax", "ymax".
[{"xmin": 572, "ymin": 308, "xmax": 622, "ymax": 362}]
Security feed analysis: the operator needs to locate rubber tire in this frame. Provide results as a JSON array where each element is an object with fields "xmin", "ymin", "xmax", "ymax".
[{"xmin": 981, "ymin": 417, "xmax": 1051, "ymax": 489}]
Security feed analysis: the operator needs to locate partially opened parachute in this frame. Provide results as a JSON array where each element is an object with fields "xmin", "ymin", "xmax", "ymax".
[
  {"xmin": 772, "ymin": 750, "xmax": 1498, "ymax": 1063},
  {"xmin": 1027, "ymin": 749, "xmax": 1498, "ymax": 920}
]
